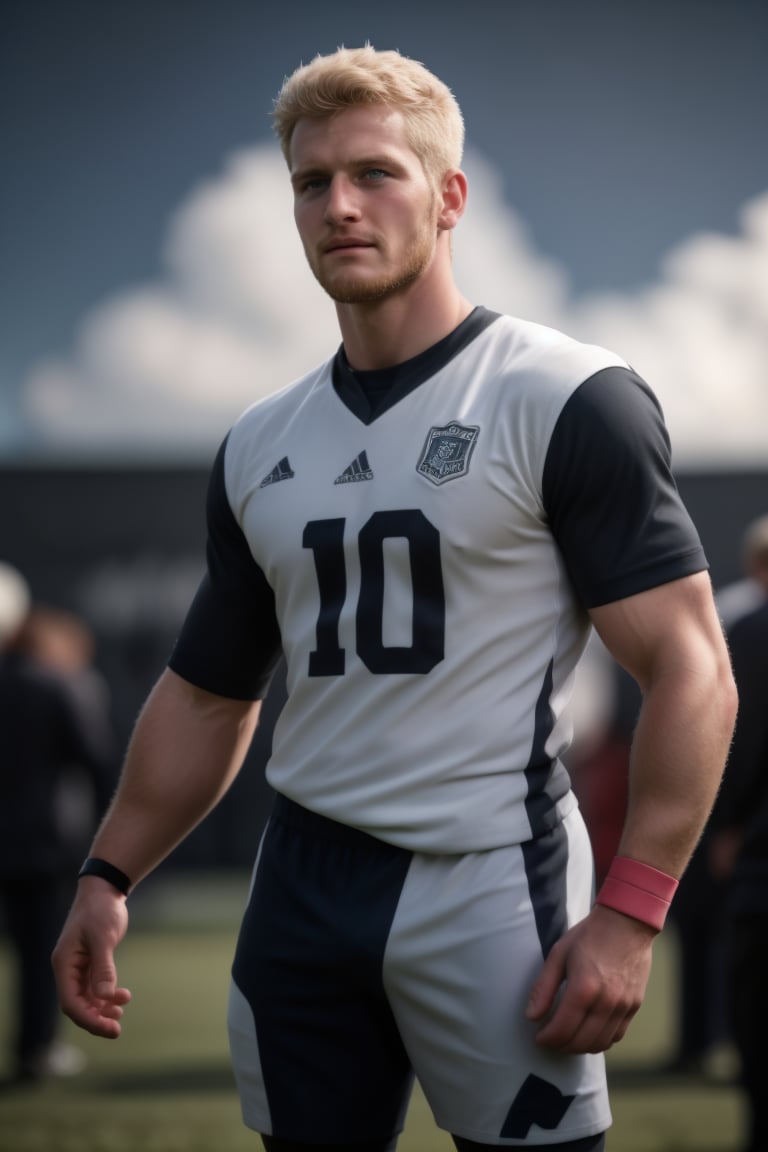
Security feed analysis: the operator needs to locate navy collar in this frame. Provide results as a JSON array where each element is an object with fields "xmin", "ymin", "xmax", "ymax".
[{"xmin": 331, "ymin": 306, "xmax": 500, "ymax": 424}]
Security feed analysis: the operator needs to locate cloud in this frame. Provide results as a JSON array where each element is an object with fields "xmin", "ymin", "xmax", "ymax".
[
  {"xmin": 568, "ymin": 193, "xmax": 768, "ymax": 467},
  {"xmin": 24, "ymin": 147, "xmax": 337, "ymax": 460},
  {"xmin": 22, "ymin": 144, "xmax": 768, "ymax": 467}
]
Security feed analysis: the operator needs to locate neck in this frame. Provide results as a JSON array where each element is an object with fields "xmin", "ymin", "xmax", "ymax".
[{"xmin": 335, "ymin": 267, "xmax": 473, "ymax": 371}]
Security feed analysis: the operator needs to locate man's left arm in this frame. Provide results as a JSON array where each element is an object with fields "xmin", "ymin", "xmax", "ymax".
[{"xmin": 527, "ymin": 570, "xmax": 737, "ymax": 1053}]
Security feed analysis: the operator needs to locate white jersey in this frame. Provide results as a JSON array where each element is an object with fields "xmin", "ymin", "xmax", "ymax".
[{"xmin": 170, "ymin": 308, "xmax": 706, "ymax": 853}]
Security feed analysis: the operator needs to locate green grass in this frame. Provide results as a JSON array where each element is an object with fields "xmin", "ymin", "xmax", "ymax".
[{"xmin": 0, "ymin": 873, "xmax": 746, "ymax": 1151}]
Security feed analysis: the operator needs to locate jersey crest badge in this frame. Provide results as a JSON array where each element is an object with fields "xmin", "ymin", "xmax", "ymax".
[{"xmin": 416, "ymin": 423, "xmax": 479, "ymax": 485}]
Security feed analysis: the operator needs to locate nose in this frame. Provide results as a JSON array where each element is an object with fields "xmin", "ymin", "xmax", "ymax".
[{"xmin": 324, "ymin": 175, "xmax": 361, "ymax": 225}]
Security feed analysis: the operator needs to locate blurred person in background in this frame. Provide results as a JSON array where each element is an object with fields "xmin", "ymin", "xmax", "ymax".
[
  {"xmin": 662, "ymin": 515, "xmax": 768, "ymax": 1078},
  {"xmin": 710, "ymin": 518, "xmax": 768, "ymax": 1152},
  {"xmin": 715, "ymin": 514, "xmax": 768, "ymax": 631},
  {"xmin": 0, "ymin": 564, "xmax": 117, "ymax": 1085}
]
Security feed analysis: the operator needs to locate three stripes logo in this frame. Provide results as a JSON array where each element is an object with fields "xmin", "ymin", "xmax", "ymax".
[
  {"xmin": 260, "ymin": 451, "xmax": 375, "ymax": 488},
  {"xmin": 334, "ymin": 451, "xmax": 374, "ymax": 484},
  {"xmin": 259, "ymin": 456, "xmax": 295, "ymax": 487}
]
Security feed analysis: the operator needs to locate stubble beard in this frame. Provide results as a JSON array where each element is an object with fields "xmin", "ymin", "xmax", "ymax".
[
  {"xmin": 319, "ymin": 256, "xmax": 427, "ymax": 304},
  {"xmin": 310, "ymin": 208, "xmax": 439, "ymax": 305}
]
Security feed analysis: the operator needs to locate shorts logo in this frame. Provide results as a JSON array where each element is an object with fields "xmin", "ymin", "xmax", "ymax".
[{"xmin": 416, "ymin": 423, "xmax": 479, "ymax": 485}]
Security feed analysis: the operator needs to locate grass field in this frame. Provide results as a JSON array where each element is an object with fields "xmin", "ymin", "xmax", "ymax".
[{"xmin": 0, "ymin": 872, "xmax": 745, "ymax": 1152}]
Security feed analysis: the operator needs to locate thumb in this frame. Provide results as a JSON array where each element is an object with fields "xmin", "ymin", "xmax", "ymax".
[
  {"xmin": 92, "ymin": 954, "xmax": 118, "ymax": 1000},
  {"xmin": 526, "ymin": 943, "xmax": 566, "ymax": 1022}
]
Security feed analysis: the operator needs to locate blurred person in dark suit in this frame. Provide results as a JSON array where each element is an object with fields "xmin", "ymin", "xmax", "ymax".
[
  {"xmin": 658, "ymin": 516, "xmax": 768, "ymax": 1078},
  {"xmin": 0, "ymin": 565, "xmax": 117, "ymax": 1084},
  {"xmin": 710, "ymin": 524, "xmax": 768, "ymax": 1152},
  {"xmin": 715, "ymin": 515, "xmax": 768, "ymax": 632}
]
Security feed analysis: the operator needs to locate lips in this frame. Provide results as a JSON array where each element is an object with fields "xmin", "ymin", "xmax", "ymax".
[{"xmin": 323, "ymin": 237, "xmax": 374, "ymax": 253}]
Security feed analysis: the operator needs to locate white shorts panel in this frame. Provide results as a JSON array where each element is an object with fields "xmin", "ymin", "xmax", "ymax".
[{"xmin": 383, "ymin": 806, "xmax": 611, "ymax": 1144}]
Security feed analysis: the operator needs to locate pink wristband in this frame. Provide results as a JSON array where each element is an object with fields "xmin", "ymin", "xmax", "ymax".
[{"xmin": 596, "ymin": 856, "xmax": 678, "ymax": 932}]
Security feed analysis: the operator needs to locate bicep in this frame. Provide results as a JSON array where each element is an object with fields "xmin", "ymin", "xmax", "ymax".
[
  {"xmin": 588, "ymin": 571, "xmax": 728, "ymax": 691},
  {"xmin": 151, "ymin": 666, "xmax": 263, "ymax": 737}
]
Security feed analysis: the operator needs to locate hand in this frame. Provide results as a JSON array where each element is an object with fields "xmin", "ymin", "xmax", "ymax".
[
  {"xmin": 51, "ymin": 878, "xmax": 132, "ymax": 1038},
  {"xmin": 525, "ymin": 903, "xmax": 655, "ymax": 1054}
]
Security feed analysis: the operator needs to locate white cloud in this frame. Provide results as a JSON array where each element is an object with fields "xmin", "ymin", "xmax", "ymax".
[
  {"xmin": 569, "ymin": 193, "xmax": 768, "ymax": 467},
  {"xmin": 22, "ymin": 144, "xmax": 768, "ymax": 467}
]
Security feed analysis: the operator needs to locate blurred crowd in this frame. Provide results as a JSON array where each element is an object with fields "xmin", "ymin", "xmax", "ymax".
[{"xmin": 0, "ymin": 563, "xmax": 118, "ymax": 1085}]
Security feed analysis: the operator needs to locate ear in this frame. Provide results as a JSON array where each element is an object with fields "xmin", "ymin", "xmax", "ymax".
[{"xmin": 437, "ymin": 169, "xmax": 468, "ymax": 232}]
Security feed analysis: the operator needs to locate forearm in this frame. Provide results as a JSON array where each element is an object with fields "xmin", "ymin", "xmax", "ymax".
[{"xmin": 88, "ymin": 668, "xmax": 261, "ymax": 888}]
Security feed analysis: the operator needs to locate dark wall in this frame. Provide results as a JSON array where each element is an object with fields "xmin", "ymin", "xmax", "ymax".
[
  {"xmin": 676, "ymin": 471, "xmax": 768, "ymax": 588},
  {"xmin": 2, "ymin": 464, "xmax": 766, "ymax": 869}
]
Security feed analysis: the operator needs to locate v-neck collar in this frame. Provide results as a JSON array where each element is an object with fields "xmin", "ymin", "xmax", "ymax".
[{"xmin": 331, "ymin": 306, "xmax": 500, "ymax": 424}]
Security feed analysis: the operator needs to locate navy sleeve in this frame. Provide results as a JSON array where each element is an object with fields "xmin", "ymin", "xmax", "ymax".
[
  {"xmin": 168, "ymin": 437, "xmax": 282, "ymax": 700},
  {"xmin": 542, "ymin": 367, "xmax": 707, "ymax": 609}
]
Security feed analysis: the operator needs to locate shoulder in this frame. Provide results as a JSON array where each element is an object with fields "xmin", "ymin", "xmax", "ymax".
[
  {"xmin": 487, "ymin": 313, "xmax": 629, "ymax": 390},
  {"xmin": 480, "ymin": 315, "xmax": 635, "ymax": 452},
  {"xmin": 231, "ymin": 357, "xmax": 334, "ymax": 438},
  {"xmin": 548, "ymin": 364, "xmax": 667, "ymax": 453},
  {"xmin": 217, "ymin": 354, "xmax": 333, "ymax": 509}
]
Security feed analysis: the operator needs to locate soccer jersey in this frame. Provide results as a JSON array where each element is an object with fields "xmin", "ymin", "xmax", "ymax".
[{"xmin": 170, "ymin": 307, "xmax": 706, "ymax": 853}]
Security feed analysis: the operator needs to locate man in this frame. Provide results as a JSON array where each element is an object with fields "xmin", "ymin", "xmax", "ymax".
[
  {"xmin": 53, "ymin": 47, "xmax": 737, "ymax": 1151},
  {"xmin": 710, "ymin": 518, "xmax": 768, "ymax": 1152},
  {"xmin": 665, "ymin": 513, "xmax": 768, "ymax": 1077},
  {"xmin": 0, "ymin": 570, "xmax": 116, "ymax": 1083},
  {"xmin": 715, "ymin": 514, "xmax": 768, "ymax": 631}
]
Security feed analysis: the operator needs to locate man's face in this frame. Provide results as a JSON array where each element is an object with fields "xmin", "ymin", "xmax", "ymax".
[{"xmin": 289, "ymin": 104, "xmax": 440, "ymax": 304}]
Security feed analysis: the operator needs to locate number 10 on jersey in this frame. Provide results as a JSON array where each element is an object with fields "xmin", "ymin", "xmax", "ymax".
[{"xmin": 303, "ymin": 510, "xmax": 445, "ymax": 676}]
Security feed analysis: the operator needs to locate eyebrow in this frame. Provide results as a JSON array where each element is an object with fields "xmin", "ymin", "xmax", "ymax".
[{"xmin": 290, "ymin": 166, "xmax": 328, "ymax": 189}]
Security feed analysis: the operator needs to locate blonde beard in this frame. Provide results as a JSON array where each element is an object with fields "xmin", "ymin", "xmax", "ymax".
[
  {"xmin": 317, "ymin": 248, "xmax": 433, "ymax": 304},
  {"xmin": 310, "ymin": 201, "xmax": 439, "ymax": 305}
]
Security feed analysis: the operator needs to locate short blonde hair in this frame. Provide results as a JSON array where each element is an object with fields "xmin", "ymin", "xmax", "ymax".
[{"xmin": 272, "ymin": 45, "xmax": 465, "ymax": 186}]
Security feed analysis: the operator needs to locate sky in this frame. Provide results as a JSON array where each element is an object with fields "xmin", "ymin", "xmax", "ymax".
[{"xmin": 2, "ymin": 0, "xmax": 767, "ymax": 470}]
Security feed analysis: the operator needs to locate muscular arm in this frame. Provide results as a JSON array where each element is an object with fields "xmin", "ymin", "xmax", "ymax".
[
  {"xmin": 527, "ymin": 571, "xmax": 737, "ymax": 1052},
  {"xmin": 52, "ymin": 668, "xmax": 262, "ymax": 1038},
  {"xmin": 87, "ymin": 667, "xmax": 261, "ymax": 884}
]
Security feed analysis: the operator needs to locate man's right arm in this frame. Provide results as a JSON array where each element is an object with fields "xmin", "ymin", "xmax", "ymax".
[{"xmin": 52, "ymin": 667, "xmax": 262, "ymax": 1038}]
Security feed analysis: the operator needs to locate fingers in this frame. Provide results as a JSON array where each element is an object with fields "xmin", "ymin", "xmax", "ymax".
[
  {"xmin": 531, "ymin": 976, "xmax": 641, "ymax": 1054},
  {"xmin": 65, "ymin": 991, "xmax": 131, "ymax": 1039},
  {"xmin": 526, "ymin": 904, "xmax": 654, "ymax": 1054},
  {"xmin": 525, "ymin": 939, "xmax": 566, "ymax": 1023},
  {"xmin": 59, "ymin": 958, "xmax": 132, "ymax": 1039}
]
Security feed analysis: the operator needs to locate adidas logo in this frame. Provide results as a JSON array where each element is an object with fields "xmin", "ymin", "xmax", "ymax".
[
  {"xmin": 260, "ymin": 457, "xmax": 294, "ymax": 487},
  {"xmin": 334, "ymin": 451, "xmax": 373, "ymax": 484}
]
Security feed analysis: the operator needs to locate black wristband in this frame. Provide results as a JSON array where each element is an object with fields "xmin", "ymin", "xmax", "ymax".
[{"xmin": 78, "ymin": 856, "xmax": 132, "ymax": 895}]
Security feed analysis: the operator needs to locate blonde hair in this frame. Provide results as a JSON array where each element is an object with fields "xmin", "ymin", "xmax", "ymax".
[{"xmin": 272, "ymin": 45, "xmax": 465, "ymax": 186}]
